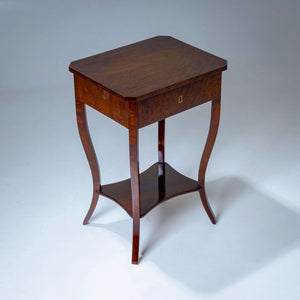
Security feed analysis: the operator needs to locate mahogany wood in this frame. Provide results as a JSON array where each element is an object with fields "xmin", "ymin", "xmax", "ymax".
[
  {"xmin": 74, "ymin": 73, "xmax": 129, "ymax": 128},
  {"xmin": 138, "ymin": 73, "xmax": 221, "ymax": 128},
  {"xmin": 100, "ymin": 163, "xmax": 201, "ymax": 218},
  {"xmin": 70, "ymin": 36, "xmax": 227, "ymax": 264},
  {"xmin": 74, "ymin": 71, "xmax": 221, "ymax": 129},
  {"xmin": 198, "ymin": 97, "xmax": 221, "ymax": 224},
  {"xmin": 75, "ymin": 100, "xmax": 100, "ymax": 225}
]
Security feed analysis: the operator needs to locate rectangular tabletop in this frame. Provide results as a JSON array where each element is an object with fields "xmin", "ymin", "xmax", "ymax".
[{"xmin": 69, "ymin": 36, "xmax": 227, "ymax": 101}]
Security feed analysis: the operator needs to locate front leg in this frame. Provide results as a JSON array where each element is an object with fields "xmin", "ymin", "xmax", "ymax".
[
  {"xmin": 128, "ymin": 102, "xmax": 141, "ymax": 264},
  {"xmin": 75, "ymin": 100, "xmax": 101, "ymax": 225}
]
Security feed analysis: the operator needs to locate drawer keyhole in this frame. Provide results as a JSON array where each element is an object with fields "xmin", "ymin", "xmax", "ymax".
[{"xmin": 178, "ymin": 95, "xmax": 183, "ymax": 103}]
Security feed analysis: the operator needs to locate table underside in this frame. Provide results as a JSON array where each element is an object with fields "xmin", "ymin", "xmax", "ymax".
[{"xmin": 99, "ymin": 162, "xmax": 201, "ymax": 217}]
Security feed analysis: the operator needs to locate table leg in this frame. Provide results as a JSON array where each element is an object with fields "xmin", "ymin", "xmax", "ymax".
[
  {"xmin": 129, "ymin": 103, "xmax": 141, "ymax": 264},
  {"xmin": 75, "ymin": 100, "xmax": 101, "ymax": 225},
  {"xmin": 158, "ymin": 119, "xmax": 165, "ymax": 164},
  {"xmin": 158, "ymin": 119, "xmax": 166, "ymax": 200},
  {"xmin": 198, "ymin": 97, "xmax": 221, "ymax": 224}
]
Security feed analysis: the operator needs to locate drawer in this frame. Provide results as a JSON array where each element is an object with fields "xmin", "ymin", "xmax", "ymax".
[{"xmin": 137, "ymin": 73, "xmax": 221, "ymax": 128}]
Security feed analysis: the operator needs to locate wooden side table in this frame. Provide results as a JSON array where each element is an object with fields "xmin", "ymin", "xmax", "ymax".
[{"xmin": 69, "ymin": 36, "xmax": 227, "ymax": 264}]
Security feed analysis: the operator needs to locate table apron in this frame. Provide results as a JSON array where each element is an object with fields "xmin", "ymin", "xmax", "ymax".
[
  {"xmin": 137, "ymin": 73, "xmax": 221, "ymax": 128},
  {"xmin": 73, "ymin": 72, "xmax": 221, "ymax": 129}
]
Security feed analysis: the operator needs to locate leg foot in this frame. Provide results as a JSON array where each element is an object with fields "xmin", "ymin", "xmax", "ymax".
[
  {"xmin": 82, "ymin": 190, "xmax": 100, "ymax": 225},
  {"xmin": 132, "ymin": 216, "xmax": 140, "ymax": 264},
  {"xmin": 199, "ymin": 189, "xmax": 216, "ymax": 224}
]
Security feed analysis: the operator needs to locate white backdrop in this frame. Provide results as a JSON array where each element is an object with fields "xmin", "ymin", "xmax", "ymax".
[{"xmin": 1, "ymin": 1, "xmax": 300, "ymax": 299}]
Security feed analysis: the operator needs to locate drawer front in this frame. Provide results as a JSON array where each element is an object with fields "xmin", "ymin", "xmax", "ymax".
[
  {"xmin": 74, "ymin": 74, "xmax": 129, "ymax": 128},
  {"xmin": 138, "ymin": 73, "xmax": 221, "ymax": 128}
]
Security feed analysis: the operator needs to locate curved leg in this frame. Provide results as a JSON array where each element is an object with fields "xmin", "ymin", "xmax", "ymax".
[
  {"xmin": 198, "ymin": 98, "xmax": 221, "ymax": 224},
  {"xmin": 75, "ymin": 100, "xmax": 101, "ymax": 225},
  {"xmin": 129, "ymin": 103, "xmax": 141, "ymax": 264}
]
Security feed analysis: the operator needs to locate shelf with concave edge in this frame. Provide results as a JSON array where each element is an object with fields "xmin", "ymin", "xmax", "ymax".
[{"xmin": 97, "ymin": 162, "xmax": 202, "ymax": 218}]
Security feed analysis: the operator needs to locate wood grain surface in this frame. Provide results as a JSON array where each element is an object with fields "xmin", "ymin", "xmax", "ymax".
[
  {"xmin": 69, "ymin": 36, "xmax": 227, "ymax": 101},
  {"xmin": 100, "ymin": 163, "xmax": 201, "ymax": 218}
]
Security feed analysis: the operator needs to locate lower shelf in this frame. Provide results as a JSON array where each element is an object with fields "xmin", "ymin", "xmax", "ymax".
[{"xmin": 99, "ymin": 162, "xmax": 201, "ymax": 217}]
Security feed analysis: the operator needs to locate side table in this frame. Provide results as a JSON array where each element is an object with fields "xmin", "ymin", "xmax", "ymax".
[{"xmin": 69, "ymin": 36, "xmax": 227, "ymax": 264}]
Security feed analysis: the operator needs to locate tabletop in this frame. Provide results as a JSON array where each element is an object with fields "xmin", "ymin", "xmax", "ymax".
[{"xmin": 69, "ymin": 36, "xmax": 227, "ymax": 101}]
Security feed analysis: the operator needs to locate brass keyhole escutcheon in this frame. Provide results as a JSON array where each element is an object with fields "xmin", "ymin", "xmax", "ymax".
[{"xmin": 178, "ymin": 95, "xmax": 183, "ymax": 103}]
